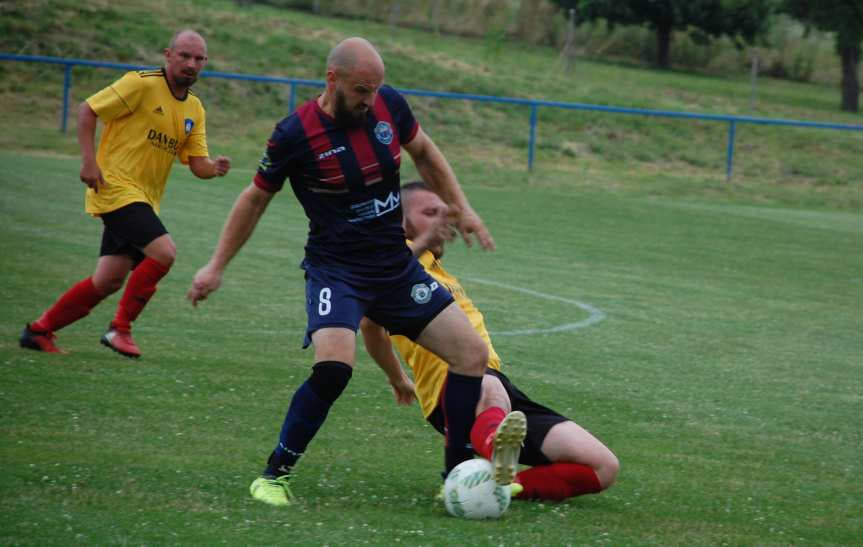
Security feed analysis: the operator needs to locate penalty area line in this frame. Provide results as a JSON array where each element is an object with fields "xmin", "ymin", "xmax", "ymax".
[{"xmin": 460, "ymin": 276, "xmax": 606, "ymax": 337}]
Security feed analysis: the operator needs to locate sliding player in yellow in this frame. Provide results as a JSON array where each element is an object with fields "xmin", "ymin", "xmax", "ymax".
[
  {"xmin": 20, "ymin": 30, "xmax": 230, "ymax": 358},
  {"xmin": 361, "ymin": 181, "xmax": 619, "ymax": 501}
]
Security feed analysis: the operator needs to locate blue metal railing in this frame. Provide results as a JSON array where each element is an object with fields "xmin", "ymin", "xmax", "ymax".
[{"xmin": 3, "ymin": 53, "xmax": 862, "ymax": 180}]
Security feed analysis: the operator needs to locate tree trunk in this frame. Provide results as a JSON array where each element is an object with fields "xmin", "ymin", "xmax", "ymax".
[
  {"xmin": 656, "ymin": 23, "xmax": 672, "ymax": 69},
  {"xmin": 839, "ymin": 41, "xmax": 860, "ymax": 112}
]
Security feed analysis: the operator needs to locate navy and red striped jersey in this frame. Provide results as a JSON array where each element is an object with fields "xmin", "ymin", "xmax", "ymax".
[{"xmin": 255, "ymin": 85, "xmax": 420, "ymax": 276}]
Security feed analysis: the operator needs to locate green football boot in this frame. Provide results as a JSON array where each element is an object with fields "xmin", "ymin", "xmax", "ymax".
[{"xmin": 249, "ymin": 475, "xmax": 296, "ymax": 506}]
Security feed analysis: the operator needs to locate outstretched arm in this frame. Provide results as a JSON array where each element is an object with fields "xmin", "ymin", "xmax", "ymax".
[
  {"xmin": 189, "ymin": 155, "xmax": 231, "ymax": 179},
  {"xmin": 359, "ymin": 317, "xmax": 416, "ymax": 406},
  {"xmin": 187, "ymin": 182, "xmax": 274, "ymax": 306},
  {"xmin": 403, "ymin": 128, "xmax": 495, "ymax": 251}
]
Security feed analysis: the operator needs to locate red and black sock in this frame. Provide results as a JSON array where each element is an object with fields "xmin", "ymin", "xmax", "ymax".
[
  {"xmin": 31, "ymin": 277, "xmax": 106, "ymax": 333},
  {"xmin": 515, "ymin": 462, "xmax": 602, "ymax": 501},
  {"xmin": 111, "ymin": 257, "xmax": 170, "ymax": 331}
]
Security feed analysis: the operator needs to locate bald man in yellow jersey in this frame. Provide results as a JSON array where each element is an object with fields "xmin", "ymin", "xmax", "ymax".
[
  {"xmin": 361, "ymin": 181, "xmax": 619, "ymax": 501},
  {"xmin": 20, "ymin": 30, "xmax": 230, "ymax": 358}
]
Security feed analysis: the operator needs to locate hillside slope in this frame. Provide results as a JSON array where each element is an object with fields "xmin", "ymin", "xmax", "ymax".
[{"xmin": 1, "ymin": 0, "xmax": 861, "ymax": 208}]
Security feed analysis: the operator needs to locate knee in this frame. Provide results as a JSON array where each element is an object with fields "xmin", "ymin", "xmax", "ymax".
[
  {"xmin": 145, "ymin": 237, "xmax": 176, "ymax": 268},
  {"xmin": 93, "ymin": 276, "xmax": 124, "ymax": 295},
  {"xmin": 446, "ymin": 331, "xmax": 489, "ymax": 376},
  {"xmin": 308, "ymin": 361, "xmax": 354, "ymax": 403},
  {"xmin": 155, "ymin": 245, "xmax": 176, "ymax": 268},
  {"xmin": 597, "ymin": 452, "xmax": 620, "ymax": 490},
  {"xmin": 477, "ymin": 374, "xmax": 510, "ymax": 413}
]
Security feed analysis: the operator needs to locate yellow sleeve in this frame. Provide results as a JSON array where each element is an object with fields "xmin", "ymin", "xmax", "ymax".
[
  {"xmin": 178, "ymin": 105, "xmax": 209, "ymax": 165},
  {"xmin": 86, "ymin": 72, "xmax": 144, "ymax": 122},
  {"xmin": 417, "ymin": 248, "xmax": 436, "ymax": 269}
]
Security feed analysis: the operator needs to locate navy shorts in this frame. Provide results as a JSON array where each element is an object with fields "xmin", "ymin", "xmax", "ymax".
[
  {"xmin": 99, "ymin": 202, "xmax": 168, "ymax": 265},
  {"xmin": 302, "ymin": 258, "xmax": 454, "ymax": 348},
  {"xmin": 428, "ymin": 368, "xmax": 569, "ymax": 466}
]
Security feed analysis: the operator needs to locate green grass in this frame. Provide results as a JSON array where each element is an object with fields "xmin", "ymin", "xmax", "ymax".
[
  {"xmin": 1, "ymin": 2, "xmax": 862, "ymax": 543},
  {"xmin": 2, "ymin": 145, "xmax": 862, "ymax": 544},
  {"xmin": 1, "ymin": 0, "xmax": 862, "ymax": 208}
]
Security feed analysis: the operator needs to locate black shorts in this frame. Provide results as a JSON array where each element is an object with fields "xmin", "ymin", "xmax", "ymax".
[
  {"xmin": 99, "ymin": 202, "xmax": 168, "ymax": 265},
  {"xmin": 427, "ymin": 368, "xmax": 569, "ymax": 466}
]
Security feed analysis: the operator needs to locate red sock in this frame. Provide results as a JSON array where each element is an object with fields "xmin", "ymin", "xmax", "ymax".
[
  {"xmin": 515, "ymin": 463, "xmax": 602, "ymax": 501},
  {"xmin": 112, "ymin": 257, "xmax": 170, "ymax": 331},
  {"xmin": 470, "ymin": 406, "xmax": 506, "ymax": 459},
  {"xmin": 32, "ymin": 277, "xmax": 106, "ymax": 333}
]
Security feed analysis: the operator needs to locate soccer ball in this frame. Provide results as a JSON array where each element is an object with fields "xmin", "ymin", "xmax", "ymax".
[{"xmin": 443, "ymin": 458, "xmax": 511, "ymax": 519}]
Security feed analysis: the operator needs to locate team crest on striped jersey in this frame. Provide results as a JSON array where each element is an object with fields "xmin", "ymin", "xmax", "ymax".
[{"xmin": 374, "ymin": 121, "xmax": 393, "ymax": 145}]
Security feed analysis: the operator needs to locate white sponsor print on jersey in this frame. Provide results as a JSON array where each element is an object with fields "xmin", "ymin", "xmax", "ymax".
[
  {"xmin": 317, "ymin": 145, "xmax": 346, "ymax": 160},
  {"xmin": 348, "ymin": 191, "xmax": 400, "ymax": 223}
]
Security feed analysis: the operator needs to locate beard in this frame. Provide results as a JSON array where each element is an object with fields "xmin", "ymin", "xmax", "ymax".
[
  {"xmin": 334, "ymin": 89, "xmax": 368, "ymax": 128},
  {"xmin": 175, "ymin": 73, "xmax": 198, "ymax": 88}
]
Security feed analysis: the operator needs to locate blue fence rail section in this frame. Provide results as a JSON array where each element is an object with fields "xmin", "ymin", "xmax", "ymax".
[{"xmin": 3, "ymin": 53, "xmax": 863, "ymax": 180}]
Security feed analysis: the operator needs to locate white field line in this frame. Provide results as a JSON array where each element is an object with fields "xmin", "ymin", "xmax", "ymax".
[{"xmin": 460, "ymin": 276, "xmax": 606, "ymax": 336}]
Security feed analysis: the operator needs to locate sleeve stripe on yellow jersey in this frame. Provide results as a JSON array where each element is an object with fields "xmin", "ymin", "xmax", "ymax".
[
  {"xmin": 107, "ymin": 86, "xmax": 134, "ymax": 116},
  {"xmin": 138, "ymin": 70, "xmax": 162, "ymax": 78}
]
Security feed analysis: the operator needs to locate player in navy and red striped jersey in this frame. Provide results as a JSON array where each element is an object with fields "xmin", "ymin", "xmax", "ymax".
[
  {"xmin": 253, "ymin": 80, "xmax": 422, "ymax": 279},
  {"xmin": 187, "ymin": 37, "xmax": 515, "ymax": 507}
]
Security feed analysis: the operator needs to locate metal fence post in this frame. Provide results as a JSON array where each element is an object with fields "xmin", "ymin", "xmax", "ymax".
[
  {"xmin": 61, "ymin": 63, "xmax": 72, "ymax": 133},
  {"xmin": 2, "ymin": 54, "xmax": 861, "ymax": 180},
  {"xmin": 528, "ymin": 103, "xmax": 538, "ymax": 171},
  {"xmin": 725, "ymin": 120, "xmax": 736, "ymax": 182}
]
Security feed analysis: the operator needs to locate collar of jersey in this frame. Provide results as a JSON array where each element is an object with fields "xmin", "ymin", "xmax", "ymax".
[{"xmin": 162, "ymin": 68, "xmax": 190, "ymax": 102}]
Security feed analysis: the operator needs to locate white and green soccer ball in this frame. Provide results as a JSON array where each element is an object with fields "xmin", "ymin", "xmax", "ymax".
[{"xmin": 443, "ymin": 458, "xmax": 511, "ymax": 519}]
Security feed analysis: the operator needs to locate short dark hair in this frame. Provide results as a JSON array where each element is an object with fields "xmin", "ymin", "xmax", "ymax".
[
  {"xmin": 400, "ymin": 180, "xmax": 432, "ymax": 208},
  {"xmin": 401, "ymin": 180, "xmax": 431, "ymax": 195}
]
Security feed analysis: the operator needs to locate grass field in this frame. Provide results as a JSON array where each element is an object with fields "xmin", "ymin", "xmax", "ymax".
[
  {"xmin": 1, "ymin": 147, "xmax": 861, "ymax": 545},
  {"xmin": 2, "ymin": 1, "xmax": 862, "ymax": 544}
]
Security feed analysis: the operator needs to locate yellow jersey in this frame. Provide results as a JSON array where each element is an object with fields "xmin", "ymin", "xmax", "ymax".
[
  {"xmin": 85, "ymin": 69, "xmax": 209, "ymax": 215},
  {"xmin": 391, "ymin": 249, "xmax": 501, "ymax": 418}
]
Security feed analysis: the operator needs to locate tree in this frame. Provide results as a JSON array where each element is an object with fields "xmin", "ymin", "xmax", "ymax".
[
  {"xmin": 783, "ymin": 0, "xmax": 862, "ymax": 112},
  {"xmin": 553, "ymin": 0, "xmax": 772, "ymax": 69}
]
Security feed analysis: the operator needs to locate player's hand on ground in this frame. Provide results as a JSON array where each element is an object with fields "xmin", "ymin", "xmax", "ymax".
[
  {"xmin": 80, "ymin": 160, "xmax": 106, "ymax": 193},
  {"xmin": 389, "ymin": 375, "xmax": 417, "ymax": 406},
  {"xmin": 454, "ymin": 204, "xmax": 495, "ymax": 251},
  {"xmin": 213, "ymin": 155, "xmax": 231, "ymax": 177},
  {"xmin": 187, "ymin": 264, "xmax": 223, "ymax": 307}
]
